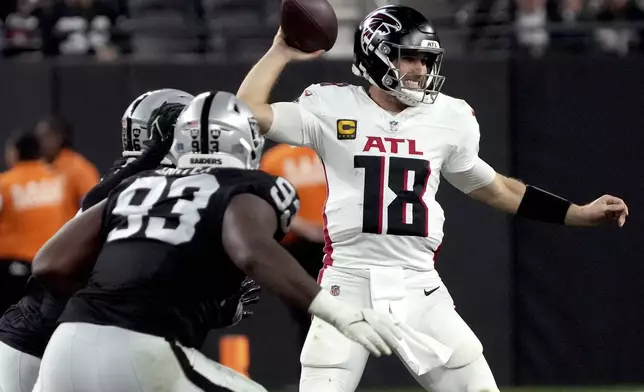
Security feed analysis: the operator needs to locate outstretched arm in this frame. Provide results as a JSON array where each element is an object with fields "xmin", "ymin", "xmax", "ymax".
[
  {"xmin": 449, "ymin": 164, "xmax": 629, "ymax": 227},
  {"xmin": 222, "ymin": 193, "xmax": 320, "ymax": 309},
  {"xmin": 443, "ymin": 103, "xmax": 628, "ymax": 228},
  {"xmin": 237, "ymin": 29, "xmax": 323, "ymax": 135},
  {"xmin": 469, "ymin": 173, "xmax": 628, "ymax": 227}
]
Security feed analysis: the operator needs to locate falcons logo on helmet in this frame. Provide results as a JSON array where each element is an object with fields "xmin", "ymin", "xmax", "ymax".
[{"xmin": 361, "ymin": 10, "xmax": 403, "ymax": 54}]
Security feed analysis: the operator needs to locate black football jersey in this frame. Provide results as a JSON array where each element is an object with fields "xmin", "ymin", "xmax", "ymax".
[
  {"xmin": 0, "ymin": 278, "xmax": 65, "ymax": 357},
  {"xmin": 105, "ymin": 156, "xmax": 133, "ymax": 178},
  {"xmin": 59, "ymin": 166, "xmax": 299, "ymax": 347}
]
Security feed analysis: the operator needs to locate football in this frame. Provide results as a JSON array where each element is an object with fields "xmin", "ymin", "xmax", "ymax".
[{"xmin": 280, "ymin": 0, "xmax": 338, "ymax": 53}]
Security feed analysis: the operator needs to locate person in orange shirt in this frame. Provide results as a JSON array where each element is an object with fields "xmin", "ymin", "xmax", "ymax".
[
  {"xmin": 0, "ymin": 129, "xmax": 69, "ymax": 313},
  {"xmin": 35, "ymin": 116, "xmax": 99, "ymax": 221},
  {"xmin": 260, "ymin": 143, "xmax": 327, "ymax": 348}
]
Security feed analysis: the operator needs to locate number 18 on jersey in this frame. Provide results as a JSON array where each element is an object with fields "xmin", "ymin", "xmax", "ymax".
[{"xmin": 355, "ymin": 155, "xmax": 431, "ymax": 238}]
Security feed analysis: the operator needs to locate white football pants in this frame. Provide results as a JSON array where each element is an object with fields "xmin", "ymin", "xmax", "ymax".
[
  {"xmin": 0, "ymin": 340, "xmax": 41, "ymax": 392},
  {"xmin": 299, "ymin": 266, "xmax": 499, "ymax": 392},
  {"xmin": 34, "ymin": 322, "xmax": 267, "ymax": 392}
]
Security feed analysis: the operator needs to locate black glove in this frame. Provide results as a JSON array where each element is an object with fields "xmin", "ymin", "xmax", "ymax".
[
  {"xmin": 145, "ymin": 102, "xmax": 186, "ymax": 157},
  {"xmin": 218, "ymin": 277, "xmax": 261, "ymax": 328},
  {"xmin": 238, "ymin": 277, "xmax": 261, "ymax": 319}
]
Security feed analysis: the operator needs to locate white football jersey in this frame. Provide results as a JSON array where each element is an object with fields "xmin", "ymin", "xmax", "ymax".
[{"xmin": 267, "ymin": 83, "xmax": 482, "ymax": 271}]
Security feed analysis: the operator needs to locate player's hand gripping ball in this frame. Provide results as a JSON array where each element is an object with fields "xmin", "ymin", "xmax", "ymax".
[{"xmin": 280, "ymin": 0, "xmax": 338, "ymax": 53}]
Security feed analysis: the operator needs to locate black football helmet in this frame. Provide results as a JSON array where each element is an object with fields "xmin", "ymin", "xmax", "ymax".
[{"xmin": 352, "ymin": 5, "xmax": 445, "ymax": 106}]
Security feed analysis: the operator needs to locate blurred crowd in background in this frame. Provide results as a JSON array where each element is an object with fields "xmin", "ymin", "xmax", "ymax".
[{"xmin": 0, "ymin": 0, "xmax": 643, "ymax": 62}]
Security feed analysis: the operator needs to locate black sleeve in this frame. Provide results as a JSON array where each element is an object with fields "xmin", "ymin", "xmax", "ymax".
[
  {"xmin": 80, "ymin": 147, "xmax": 169, "ymax": 211},
  {"xmin": 80, "ymin": 158, "xmax": 126, "ymax": 212},
  {"xmin": 258, "ymin": 175, "xmax": 300, "ymax": 241},
  {"xmin": 221, "ymin": 170, "xmax": 300, "ymax": 242}
]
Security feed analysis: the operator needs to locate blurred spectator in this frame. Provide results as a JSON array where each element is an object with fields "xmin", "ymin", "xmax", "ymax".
[
  {"xmin": 203, "ymin": 0, "xmax": 274, "ymax": 61},
  {"xmin": 260, "ymin": 144, "xmax": 327, "ymax": 352},
  {"xmin": 40, "ymin": 0, "xmax": 126, "ymax": 60},
  {"xmin": 35, "ymin": 116, "xmax": 99, "ymax": 221},
  {"xmin": 548, "ymin": 0, "xmax": 594, "ymax": 53},
  {"xmin": 0, "ymin": 129, "xmax": 69, "ymax": 314},
  {"xmin": 513, "ymin": 0, "xmax": 550, "ymax": 56},
  {"xmin": 512, "ymin": 0, "xmax": 596, "ymax": 55},
  {"xmin": 123, "ymin": 0, "xmax": 204, "ymax": 57},
  {"xmin": 462, "ymin": 0, "xmax": 505, "ymax": 51},
  {"xmin": 594, "ymin": 0, "xmax": 644, "ymax": 55},
  {"xmin": 2, "ymin": 0, "xmax": 44, "ymax": 57}
]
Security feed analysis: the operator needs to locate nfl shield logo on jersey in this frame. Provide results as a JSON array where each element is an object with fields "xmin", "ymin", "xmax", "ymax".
[
  {"xmin": 389, "ymin": 120, "xmax": 399, "ymax": 133},
  {"xmin": 330, "ymin": 285, "xmax": 340, "ymax": 296}
]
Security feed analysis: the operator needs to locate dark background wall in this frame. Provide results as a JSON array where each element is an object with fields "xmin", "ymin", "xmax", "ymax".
[
  {"xmin": 511, "ymin": 56, "xmax": 644, "ymax": 385},
  {"xmin": 0, "ymin": 56, "xmax": 641, "ymax": 389}
]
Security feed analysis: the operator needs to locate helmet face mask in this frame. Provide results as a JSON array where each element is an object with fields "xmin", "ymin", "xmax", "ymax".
[
  {"xmin": 379, "ymin": 42, "xmax": 445, "ymax": 105},
  {"xmin": 352, "ymin": 5, "xmax": 446, "ymax": 106},
  {"xmin": 170, "ymin": 91, "xmax": 264, "ymax": 170}
]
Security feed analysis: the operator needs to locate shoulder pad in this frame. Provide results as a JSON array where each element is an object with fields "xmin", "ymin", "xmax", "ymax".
[
  {"xmin": 453, "ymin": 98, "xmax": 476, "ymax": 118},
  {"xmin": 294, "ymin": 83, "xmax": 356, "ymax": 114},
  {"xmin": 222, "ymin": 170, "xmax": 300, "ymax": 239},
  {"xmin": 448, "ymin": 98, "xmax": 479, "ymax": 137},
  {"xmin": 435, "ymin": 94, "xmax": 475, "ymax": 118}
]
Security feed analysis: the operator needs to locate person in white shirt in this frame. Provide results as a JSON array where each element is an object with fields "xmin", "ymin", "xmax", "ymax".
[{"xmin": 237, "ymin": 5, "xmax": 629, "ymax": 392}]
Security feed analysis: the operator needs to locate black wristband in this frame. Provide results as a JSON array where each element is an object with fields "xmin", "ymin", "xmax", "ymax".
[{"xmin": 516, "ymin": 185, "xmax": 572, "ymax": 225}]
